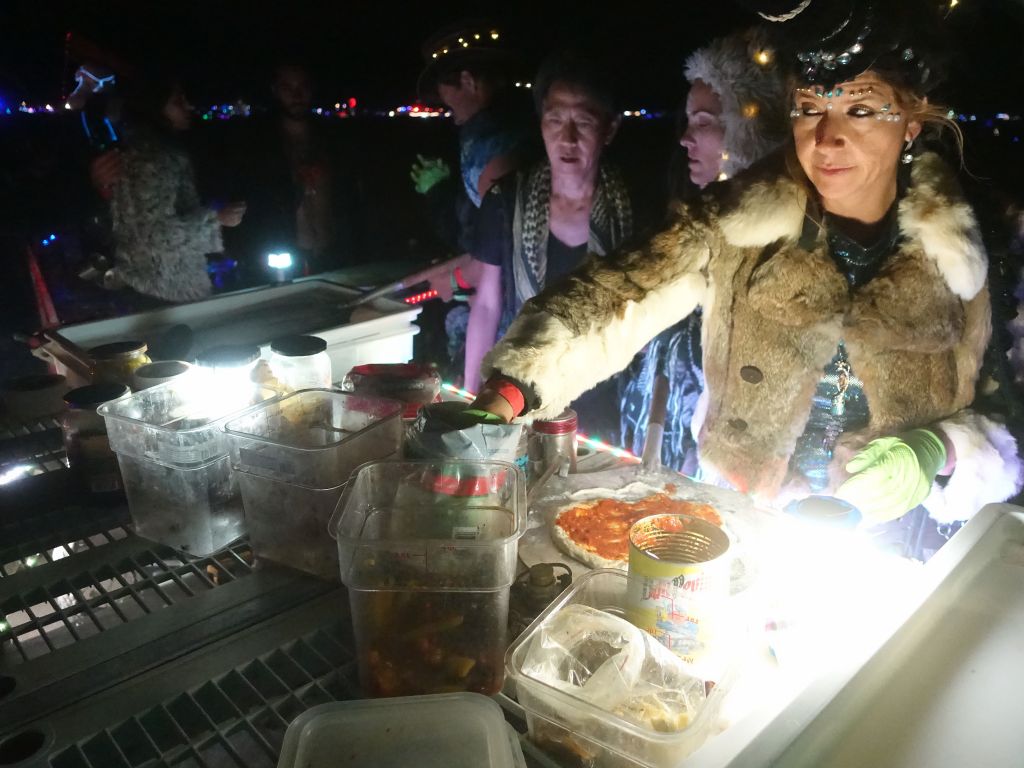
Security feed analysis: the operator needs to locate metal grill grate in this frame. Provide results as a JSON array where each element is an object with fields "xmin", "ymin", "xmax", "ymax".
[
  {"xmin": 49, "ymin": 622, "xmax": 356, "ymax": 768},
  {"xmin": 0, "ymin": 412, "xmax": 66, "ymax": 479},
  {"xmin": 1, "ymin": 539, "xmax": 254, "ymax": 664},
  {"xmin": 1, "ymin": 516, "xmax": 129, "ymax": 578}
]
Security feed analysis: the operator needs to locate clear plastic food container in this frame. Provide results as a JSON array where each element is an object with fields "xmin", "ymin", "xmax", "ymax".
[
  {"xmin": 116, "ymin": 453, "xmax": 244, "ymax": 556},
  {"xmin": 234, "ymin": 468, "xmax": 347, "ymax": 580},
  {"xmin": 276, "ymin": 693, "xmax": 527, "ymax": 768},
  {"xmin": 98, "ymin": 378, "xmax": 277, "ymax": 555},
  {"xmin": 506, "ymin": 569, "xmax": 733, "ymax": 768},
  {"xmin": 98, "ymin": 378, "xmax": 278, "ymax": 468},
  {"xmin": 224, "ymin": 389, "xmax": 403, "ymax": 487},
  {"xmin": 332, "ymin": 459, "xmax": 526, "ymax": 697}
]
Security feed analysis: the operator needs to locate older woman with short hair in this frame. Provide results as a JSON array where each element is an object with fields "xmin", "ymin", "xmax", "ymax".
[{"xmin": 462, "ymin": 49, "xmax": 633, "ymax": 396}]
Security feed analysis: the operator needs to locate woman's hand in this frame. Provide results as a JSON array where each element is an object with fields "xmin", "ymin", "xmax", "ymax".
[
  {"xmin": 467, "ymin": 387, "xmax": 516, "ymax": 424},
  {"xmin": 216, "ymin": 202, "xmax": 247, "ymax": 227},
  {"xmin": 835, "ymin": 428, "xmax": 948, "ymax": 524}
]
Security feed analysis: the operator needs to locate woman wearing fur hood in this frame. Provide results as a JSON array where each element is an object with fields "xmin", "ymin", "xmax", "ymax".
[
  {"xmin": 469, "ymin": 2, "xmax": 1023, "ymax": 544},
  {"xmin": 620, "ymin": 28, "xmax": 790, "ymax": 473}
]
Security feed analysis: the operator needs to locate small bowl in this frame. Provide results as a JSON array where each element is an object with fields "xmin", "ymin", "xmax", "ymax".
[{"xmin": 1, "ymin": 373, "xmax": 69, "ymax": 420}]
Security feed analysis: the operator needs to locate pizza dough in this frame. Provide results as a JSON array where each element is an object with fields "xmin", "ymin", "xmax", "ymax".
[{"xmin": 552, "ymin": 492, "xmax": 722, "ymax": 569}]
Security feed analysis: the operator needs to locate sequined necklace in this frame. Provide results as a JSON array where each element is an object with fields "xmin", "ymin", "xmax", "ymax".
[{"xmin": 824, "ymin": 203, "xmax": 901, "ymax": 288}]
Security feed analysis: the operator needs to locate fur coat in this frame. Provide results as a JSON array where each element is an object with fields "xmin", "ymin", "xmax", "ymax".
[
  {"xmin": 110, "ymin": 134, "xmax": 221, "ymax": 302},
  {"xmin": 484, "ymin": 152, "xmax": 1023, "ymax": 521}
]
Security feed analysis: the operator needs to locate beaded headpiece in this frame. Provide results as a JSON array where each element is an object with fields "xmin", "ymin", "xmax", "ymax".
[{"xmin": 738, "ymin": 0, "xmax": 949, "ymax": 92}]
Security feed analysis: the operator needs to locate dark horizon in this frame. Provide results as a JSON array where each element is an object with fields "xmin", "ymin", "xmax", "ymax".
[{"xmin": 1, "ymin": 0, "xmax": 1023, "ymax": 112}]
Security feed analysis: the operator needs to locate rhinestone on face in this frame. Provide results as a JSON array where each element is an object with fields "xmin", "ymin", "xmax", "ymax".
[
  {"xmin": 790, "ymin": 108, "xmax": 801, "ymax": 118},
  {"xmin": 826, "ymin": 103, "xmax": 834, "ymax": 110}
]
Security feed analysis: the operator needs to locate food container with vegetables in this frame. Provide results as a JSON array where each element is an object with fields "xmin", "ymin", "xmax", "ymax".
[{"xmin": 332, "ymin": 459, "xmax": 526, "ymax": 697}]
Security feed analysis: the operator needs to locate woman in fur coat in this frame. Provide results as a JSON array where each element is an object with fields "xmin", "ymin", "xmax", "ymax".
[{"xmin": 469, "ymin": 4, "xmax": 1023, "ymax": 544}]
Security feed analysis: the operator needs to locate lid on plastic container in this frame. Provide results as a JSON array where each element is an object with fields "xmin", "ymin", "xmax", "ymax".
[
  {"xmin": 276, "ymin": 693, "xmax": 526, "ymax": 768},
  {"xmin": 196, "ymin": 344, "xmax": 260, "ymax": 368},
  {"xmin": 270, "ymin": 335, "xmax": 327, "ymax": 357},
  {"xmin": 348, "ymin": 362, "xmax": 439, "ymax": 381},
  {"xmin": 531, "ymin": 408, "xmax": 578, "ymax": 436},
  {"xmin": 89, "ymin": 340, "xmax": 148, "ymax": 359},
  {"xmin": 64, "ymin": 382, "xmax": 131, "ymax": 408}
]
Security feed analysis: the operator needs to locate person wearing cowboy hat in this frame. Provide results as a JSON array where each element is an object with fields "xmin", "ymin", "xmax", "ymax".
[
  {"xmin": 414, "ymin": 22, "xmax": 534, "ymax": 218},
  {"xmin": 413, "ymin": 22, "xmax": 536, "ymax": 387}
]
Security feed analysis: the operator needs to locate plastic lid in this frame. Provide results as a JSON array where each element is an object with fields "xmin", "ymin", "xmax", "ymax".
[
  {"xmin": 277, "ymin": 694, "xmax": 525, "ymax": 768},
  {"xmin": 195, "ymin": 344, "xmax": 260, "ymax": 367},
  {"xmin": 785, "ymin": 495, "xmax": 862, "ymax": 528},
  {"xmin": 348, "ymin": 363, "xmax": 439, "ymax": 380},
  {"xmin": 531, "ymin": 408, "xmax": 578, "ymax": 435},
  {"xmin": 270, "ymin": 335, "xmax": 327, "ymax": 357},
  {"xmin": 64, "ymin": 382, "xmax": 131, "ymax": 407},
  {"xmin": 89, "ymin": 340, "xmax": 148, "ymax": 359}
]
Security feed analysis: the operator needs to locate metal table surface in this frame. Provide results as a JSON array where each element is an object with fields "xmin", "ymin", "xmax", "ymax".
[{"xmin": 0, "ymin": 415, "xmax": 557, "ymax": 768}]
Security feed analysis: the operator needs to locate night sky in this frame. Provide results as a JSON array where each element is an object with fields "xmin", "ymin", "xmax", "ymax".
[{"xmin": 1, "ymin": 0, "xmax": 1022, "ymax": 112}]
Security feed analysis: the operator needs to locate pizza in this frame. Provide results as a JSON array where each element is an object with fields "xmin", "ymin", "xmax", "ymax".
[{"xmin": 552, "ymin": 491, "xmax": 722, "ymax": 569}]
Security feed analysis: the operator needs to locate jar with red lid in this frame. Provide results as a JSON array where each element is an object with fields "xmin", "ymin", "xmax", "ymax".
[{"xmin": 528, "ymin": 408, "xmax": 577, "ymax": 477}]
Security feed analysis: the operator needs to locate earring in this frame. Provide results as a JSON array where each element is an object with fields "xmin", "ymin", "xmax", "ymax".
[{"xmin": 901, "ymin": 139, "xmax": 914, "ymax": 165}]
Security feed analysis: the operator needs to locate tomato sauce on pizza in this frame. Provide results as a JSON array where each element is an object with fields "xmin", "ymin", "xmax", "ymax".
[{"xmin": 554, "ymin": 491, "xmax": 721, "ymax": 564}]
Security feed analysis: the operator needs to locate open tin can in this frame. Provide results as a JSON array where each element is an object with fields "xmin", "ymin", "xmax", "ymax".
[{"xmin": 626, "ymin": 513, "xmax": 731, "ymax": 675}]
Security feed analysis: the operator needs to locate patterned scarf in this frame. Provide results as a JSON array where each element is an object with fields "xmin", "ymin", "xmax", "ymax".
[{"xmin": 511, "ymin": 163, "xmax": 632, "ymax": 308}]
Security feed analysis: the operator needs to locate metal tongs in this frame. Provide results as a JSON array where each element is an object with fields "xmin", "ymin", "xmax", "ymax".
[{"xmin": 342, "ymin": 254, "xmax": 473, "ymax": 309}]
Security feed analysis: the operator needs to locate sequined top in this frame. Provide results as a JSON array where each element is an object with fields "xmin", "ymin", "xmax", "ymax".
[{"xmin": 789, "ymin": 205, "xmax": 902, "ymax": 490}]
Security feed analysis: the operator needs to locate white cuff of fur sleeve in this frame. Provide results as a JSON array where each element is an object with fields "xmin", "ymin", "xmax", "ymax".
[{"xmin": 923, "ymin": 411, "xmax": 1024, "ymax": 525}]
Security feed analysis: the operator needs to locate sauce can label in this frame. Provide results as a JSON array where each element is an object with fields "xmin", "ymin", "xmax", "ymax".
[{"xmin": 626, "ymin": 513, "xmax": 730, "ymax": 673}]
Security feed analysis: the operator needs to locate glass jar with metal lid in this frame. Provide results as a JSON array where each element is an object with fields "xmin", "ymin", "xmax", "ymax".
[
  {"xmin": 62, "ymin": 382, "xmax": 131, "ymax": 496},
  {"xmin": 528, "ymin": 408, "xmax": 578, "ymax": 478},
  {"xmin": 89, "ymin": 341, "xmax": 151, "ymax": 388},
  {"xmin": 196, "ymin": 344, "xmax": 261, "ymax": 385},
  {"xmin": 269, "ymin": 335, "xmax": 332, "ymax": 391}
]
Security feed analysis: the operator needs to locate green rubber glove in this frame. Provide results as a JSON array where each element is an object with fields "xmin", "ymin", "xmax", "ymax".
[
  {"xmin": 835, "ymin": 429, "xmax": 946, "ymax": 524},
  {"xmin": 410, "ymin": 155, "xmax": 451, "ymax": 195},
  {"xmin": 462, "ymin": 408, "xmax": 508, "ymax": 425}
]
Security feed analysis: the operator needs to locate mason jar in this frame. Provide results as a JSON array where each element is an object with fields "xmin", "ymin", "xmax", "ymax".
[
  {"xmin": 269, "ymin": 335, "xmax": 332, "ymax": 392},
  {"xmin": 61, "ymin": 382, "xmax": 131, "ymax": 496},
  {"xmin": 89, "ymin": 341, "xmax": 151, "ymax": 388}
]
